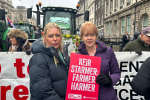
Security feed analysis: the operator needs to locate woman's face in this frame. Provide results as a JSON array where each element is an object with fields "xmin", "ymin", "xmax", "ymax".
[
  {"xmin": 9, "ymin": 37, "xmax": 18, "ymax": 46},
  {"xmin": 44, "ymin": 27, "xmax": 62, "ymax": 50},
  {"xmin": 81, "ymin": 27, "xmax": 97, "ymax": 48}
]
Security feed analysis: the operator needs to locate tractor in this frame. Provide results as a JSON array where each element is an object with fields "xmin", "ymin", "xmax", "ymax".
[
  {"xmin": 27, "ymin": 2, "xmax": 89, "ymax": 52},
  {"xmin": 0, "ymin": 9, "xmax": 13, "ymax": 51}
]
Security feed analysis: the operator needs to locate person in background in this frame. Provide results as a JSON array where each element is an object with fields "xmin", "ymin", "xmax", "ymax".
[
  {"xmin": 122, "ymin": 31, "xmax": 130, "ymax": 48},
  {"xmin": 123, "ymin": 27, "xmax": 150, "ymax": 51},
  {"xmin": 71, "ymin": 21, "xmax": 120, "ymax": 100},
  {"xmin": 7, "ymin": 29, "xmax": 31, "ymax": 52},
  {"xmin": 130, "ymin": 31, "xmax": 141, "ymax": 41},
  {"xmin": 97, "ymin": 35, "xmax": 104, "ymax": 42},
  {"xmin": 130, "ymin": 57, "xmax": 150, "ymax": 100},
  {"xmin": 29, "ymin": 23, "xmax": 70, "ymax": 100}
]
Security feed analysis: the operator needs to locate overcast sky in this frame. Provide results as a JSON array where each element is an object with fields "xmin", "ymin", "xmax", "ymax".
[{"xmin": 12, "ymin": 0, "xmax": 79, "ymax": 10}]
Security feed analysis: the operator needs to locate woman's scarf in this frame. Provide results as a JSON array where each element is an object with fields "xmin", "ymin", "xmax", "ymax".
[
  {"xmin": 58, "ymin": 49, "xmax": 65, "ymax": 64},
  {"xmin": 11, "ymin": 45, "xmax": 18, "ymax": 52},
  {"xmin": 53, "ymin": 49, "xmax": 65, "ymax": 67},
  {"xmin": 11, "ymin": 39, "xmax": 28, "ymax": 52}
]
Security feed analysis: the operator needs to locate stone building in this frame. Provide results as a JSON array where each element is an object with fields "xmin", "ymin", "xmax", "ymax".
[
  {"xmin": 95, "ymin": 0, "xmax": 105, "ymax": 37},
  {"xmin": 0, "ymin": 0, "xmax": 36, "ymax": 26},
  {"xmin": 76, "ymin": 0, "xmax": 95, "ymax": 29},
  {"xmin": 0, "ymin": 0, "xmax": 14, "ymax": 20},
  {"xmin": 104, "ymin": 0, "xmax": 149, "ymax": 40},
  {"xmin": 12, "ymin": 6, "xmax": 37, "ymax": 26}
]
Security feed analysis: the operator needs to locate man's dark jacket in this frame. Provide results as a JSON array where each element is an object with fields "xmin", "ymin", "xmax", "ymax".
[
  {"xmin": 29, "ymin": 38, "xmax": 70, "ymax": 100},
  {"xmin": 123, "ymin": 37, "xmax": 150, "ymax": 51},
  {"xmin": 130, "ymin": 57, "xmax": 150, "ymax": 100},
  {"xmin": 122, "ymin": 35, "xmax": 130, "ymax": 47}
]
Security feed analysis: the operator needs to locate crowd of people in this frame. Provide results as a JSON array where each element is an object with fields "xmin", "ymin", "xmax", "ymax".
[{"xmin": 0, "ymin": 21, "xmax": 150, "ymax": 100}]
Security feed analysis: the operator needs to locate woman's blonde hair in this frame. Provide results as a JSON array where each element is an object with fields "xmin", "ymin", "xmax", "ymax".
[
  {"xmin": 43, "ymin": 22, "xmax": 63, "ymax": 52},
  {"xmin": 80, "ymin": 21, "xmax": 98, "ymax": 37}
]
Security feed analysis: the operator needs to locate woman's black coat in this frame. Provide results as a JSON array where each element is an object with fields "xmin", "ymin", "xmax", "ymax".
[{"xmin": 29, "ymin": 39, "xmax": 70, "ymax": 100}]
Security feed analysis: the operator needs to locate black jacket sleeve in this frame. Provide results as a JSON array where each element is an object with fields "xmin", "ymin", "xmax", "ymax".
[
  {"xmin": 122, "ymin": 35, "xmax": 127, "ymax": 41},
  {"xmin": 130, "ymin": 57, "xmax": 150, "ymax": 96},
  {"xmin": 29, "ymin": 53, "xmax": 63, "ymax": 100}
]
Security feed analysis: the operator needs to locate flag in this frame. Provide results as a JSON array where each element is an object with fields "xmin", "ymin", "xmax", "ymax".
[{"xmin": 7, "ymin": 17, "xmax": 16, "ymax": 28}]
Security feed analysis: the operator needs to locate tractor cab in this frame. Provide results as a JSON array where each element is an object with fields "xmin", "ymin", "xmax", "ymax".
[
  {"xmin": 14, "ymin": 22, "xmax": 35, "ymax": 39},
  {"xmin": 42, "ymin": 7, "xmax": 77, "ymax": 35},
  {"xmin": 27, "ymin": 2, "xmax": 89, "ymax": 52}
]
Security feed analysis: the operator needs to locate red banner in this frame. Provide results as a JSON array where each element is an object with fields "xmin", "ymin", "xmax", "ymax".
[{"xmin": 66, "ymin": 54, "xmax": 101, "ymax": 100}]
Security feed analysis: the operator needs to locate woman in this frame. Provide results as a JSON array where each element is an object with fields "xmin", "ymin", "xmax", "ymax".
[
  {"xmin": 72, "ymin": 22, "xmax": 120, "ymax": 100},
  {"xmin": 7, "ymin": 29, "xmax": 31, "ymax": 52},
  {"xmin": 29, "ymin": 23, "xmax": 70, "ymax": 100}
]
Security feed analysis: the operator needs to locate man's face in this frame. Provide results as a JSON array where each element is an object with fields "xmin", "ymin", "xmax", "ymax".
[
  {"xmin": 141, "ymin": 34, "xmax": 150, "ymax": 45},
  {"xmin": 126, "ymin": 32, "xmax": 129, "ymax": 35}
]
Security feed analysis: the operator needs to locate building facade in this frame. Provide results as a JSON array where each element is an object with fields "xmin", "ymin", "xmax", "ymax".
[
  {"xmin": 76, "ymin": 0, "xmax": 95, "ymax": 29},
  {"xmin": 95, "ymin": 0, "xmax": 105, "ymax": 37},
  {"xmin": 0, "ymin": 0, "xmax": 36, "ymax": 26},
  {"xmin": 12, "ymin": 6, "xmax": 37, "ymax": 26},
  {"xmin": 104, "ymin": 0, "xmax": 150, "ymax": 40}
]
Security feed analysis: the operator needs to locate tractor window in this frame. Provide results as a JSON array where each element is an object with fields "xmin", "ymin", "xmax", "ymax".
[
  {"xmin": 20, "ymin": 25, "xmax": 30, "ymax": 33},
  {"xmin": 45, "ymin": 11, "xmax": 74, "ymax": 34},
  {"xmin": 14, "ymin": 25, "xmax": 30, "ymax": 33}
]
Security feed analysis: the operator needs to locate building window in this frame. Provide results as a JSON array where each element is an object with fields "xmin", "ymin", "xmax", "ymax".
[
  {"xmin": 95, "ymin": 4, "xmax": 97, "ymax": 10},
  {"xmin": 99, "ymin": 1, "xmax": 100, "ymax": 9},
  {"xmin": 110, "ymin": 0, "xmax": 113, "ymax": 13},
  {"xmin": 115, "ymin": 0, "xmax": 118, "ymax": 9},
  {"xmin": 115, "ymin": 21, "xmax": 117, "ymax": 35},
  {"xmin": 142, "ymin": 15, "xmax": 149, "ymax": 29},
  {"xmin": 101, "ymin": 15, "xmax": 103, "ymax": 25},
  {"xmin": 121, "ymin": 0, "xmax": 124, "ymax": 6},
  {"xmin": 107, "ymin": 22, "xmax": 109, "ymax": 35},
  {"xmin": 106, "ymin": 3, "xmax": 109, "ymax": 14},
  {"xmin": 121, "ymin": 18, "xmax": 125, "ymax": 34},
  {"xmin": 110, "ymin": 22, "xmax": 112, "ymax": 35},
  {"xmin": 92, "ymin": 7, "xmax": 93, "ymax": 14},
  {"xmin": 127, "ymin": 16, "xmax": 131, "ymax": 33},
  {"xmin": 102, "ymin": 0, "xmax": 103, "ymax": 5},
  {"xmin": 127, "ymin": 0, "xmax": 131, "ymax": 6},
  {"xmin": 98, "ymin": 17, "xmax": 100, "ymax": 26}
]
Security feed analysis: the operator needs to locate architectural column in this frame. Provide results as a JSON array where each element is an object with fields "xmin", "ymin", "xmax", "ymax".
[{"xmin": 124, "ymin": 0, "xmax": 127, "ymax": 7}]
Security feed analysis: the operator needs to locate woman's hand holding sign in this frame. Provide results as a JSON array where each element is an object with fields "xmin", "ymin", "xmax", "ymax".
[{"xmin": 96, "ymin": 74, "xmax": 112, "ymax": 87}]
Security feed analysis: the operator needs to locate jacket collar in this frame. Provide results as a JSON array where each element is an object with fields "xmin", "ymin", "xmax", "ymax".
[
  {"xmin": 136, "ymin": 37, "xmax": 150, "ymax": 47},
  {"xmin": 78, "ymin": 40, "xmax": 107, "ymax": 55}
]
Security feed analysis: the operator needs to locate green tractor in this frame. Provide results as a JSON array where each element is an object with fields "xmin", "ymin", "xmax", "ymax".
[
  {"xmin": 0, "ymin": 9, "xmax": 13, "ymax": 51},
  {"xmin": 27, "ymin": 2, "xmax": 89, "ymax": 52},
  {"xmin": 14, "ymin": 22, "xmax": 35, "ymax": 39}
]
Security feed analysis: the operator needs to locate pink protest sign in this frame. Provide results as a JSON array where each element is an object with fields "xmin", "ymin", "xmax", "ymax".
[{"xmin": 66, "ymin": 53, "xmax": 101, "ymax": 100}]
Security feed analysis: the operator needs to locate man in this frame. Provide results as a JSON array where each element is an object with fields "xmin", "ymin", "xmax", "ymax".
[
  {"xmin": 130, "ymin": 31, "xmax": 141, "ymax": 41},
  {"xmin": 122, "ymin": 31, "xmax": 130, "ymax": 47},
  {"xmin": 123, "ymin": 27, "xmax": 150, "ymax": 51},
  {"xmin": 130, "ymin": 57, "xmax": 150, "ymax": 100}
]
